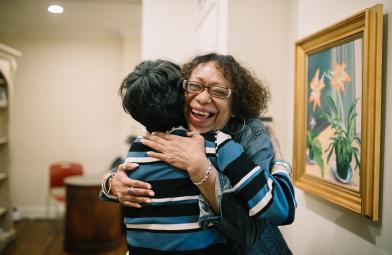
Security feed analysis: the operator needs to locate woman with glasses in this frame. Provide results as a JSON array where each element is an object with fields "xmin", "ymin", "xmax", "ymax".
[{"xmin": 103, "ymin": 53, "xmax": 295, "ymax": 254}]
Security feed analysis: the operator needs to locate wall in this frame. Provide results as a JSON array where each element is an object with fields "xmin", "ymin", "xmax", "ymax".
[
  {"xmin": 285, "ymin": 1, "xmax": 392, "ymax": 254},
  {"xmin": 141, "ymin": 0, "xmax": 197, "ymax": 62},
  {"xmin": 0, "ymin": 33, "xmax": 141, "ymax": 217},
  {"xmin": 223, "ymin": 0, "xmax": 392, "ymax": 254},
  {"xmin": 227, "ymin": 0, "xmax": 292, "ymax": 157},
  {"xmin": 194, "ymin": 0, "xmax": 228, "ymax": 54}
]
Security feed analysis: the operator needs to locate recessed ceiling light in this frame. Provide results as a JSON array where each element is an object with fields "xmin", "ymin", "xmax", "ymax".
[{"xmin": 48, "ymin": 4, "xmax": 64, "ymax": 14}]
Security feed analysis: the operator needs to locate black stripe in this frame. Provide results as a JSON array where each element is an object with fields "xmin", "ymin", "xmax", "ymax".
[
  {"xmin": 148, "ymin": 178, "xmax": 200, "ymax": 198},
  {"xmin": 123, "ymin": 202, "xmax": 199, "ymax": 218},
  {"xmin": 128, "ymin": 243, "xmax": 231, "ymax": 255},
  {"xmin": 274, "ymin": 172, "xmax": 295, "ymax": 195},
  {"xmin": 130, "ymin": 144, "xmax": 216, "ymax": 158},
  {"xmin": 216, "ymin": 137, "xmax": 231, "ymax": 151},
  {"xmin": 172, "ymin": 129, "xmax": 187, "ymax": 136},
  {"xmin": 224, "ymin": 152, "xmax": 258, "ymax": 185},
  {"xmin": 237, "ymin": 171, "xmax": 268, "ymax": 202},
  {"xmin": 202, "ymin": 132, "xmax": 216, "ymax": 142},
  {"xmin": 130, "ymin": 141, "xmax": 158, "ymax": 152}
]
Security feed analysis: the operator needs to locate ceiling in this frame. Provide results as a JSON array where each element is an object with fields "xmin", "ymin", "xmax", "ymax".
[{"xmin": 0, "ymin": 0, "xmax": 141, "ymax": 38}]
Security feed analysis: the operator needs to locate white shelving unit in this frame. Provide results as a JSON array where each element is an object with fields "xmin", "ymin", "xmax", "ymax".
[
  {"xmin": 0, "ymin": 43, "xmax": 21, "ymax": 253},
  {"xmin": 0, "ymin": 229, "xmax": 16, "ymax": 251},
  {"xmin": 0, "ymin": 207, "xmax": 6, "ymax": 216}
]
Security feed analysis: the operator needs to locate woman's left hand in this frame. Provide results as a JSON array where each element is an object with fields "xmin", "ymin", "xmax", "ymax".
[
  {"xmin": 264, "ymin": 124, "xmax": 284, "ymax": 159},
  {"xmin": 140, "ymin": 131, "xmax": 208, "ymax": 174}
]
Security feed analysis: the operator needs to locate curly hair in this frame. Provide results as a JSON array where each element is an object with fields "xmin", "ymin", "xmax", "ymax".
[
  {"xmin": 181, "ymin": 53, "xmax": 270, "ymax": 119},
  {"xmin": 119, "ymin": 60, "xmax": 186, "ymax": 132}
]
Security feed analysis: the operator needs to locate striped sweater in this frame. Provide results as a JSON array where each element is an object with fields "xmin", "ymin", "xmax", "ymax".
[{"xmin": 123, "ymin": 127, "xmax": 295, "ymax": 254}]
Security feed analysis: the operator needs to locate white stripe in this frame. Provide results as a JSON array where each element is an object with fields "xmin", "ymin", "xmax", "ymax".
[
  {"xmin": 205, "ymin": 147, "xmax": 216, "ymax": 154},
  {"xmin": 126, "ymin": 222, "xmax": 201, "ymax": 231},
  {"xmin": 225, "ymin": 166, "xmax": 261, "ymax": 193},
  {"xmin": 126, "ymin": 157, "xmax": 160, "ymax": 163},
  {"xmin": 216, "ymin": 131, "xmax": 232, "ymax": 146},
  {"xmin": 271, "ymin": 168, "xmax": 291, "ymax": 178},
  {"xmin": 249, "ymin": 178, "xmax": 274, "ymax": 216},
  {"xmin": 151, "ymin": 195, "xmax": 199, "ymax": 203}
]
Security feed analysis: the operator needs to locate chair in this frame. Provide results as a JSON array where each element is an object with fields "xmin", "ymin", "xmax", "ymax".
[{"xmin": 46, "ymin": 162, "xmax": 83, "ymax": 218}]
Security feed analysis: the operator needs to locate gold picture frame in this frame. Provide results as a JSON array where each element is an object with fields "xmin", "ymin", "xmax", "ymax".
[{"xmin": 293, "ymin": 4, "xmax": 383, "ymax": 221}]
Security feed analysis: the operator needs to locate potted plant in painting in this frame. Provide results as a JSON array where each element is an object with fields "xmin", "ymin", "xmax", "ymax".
[
  {"xmin": 306, "ymin": 129, "xmax": 324, "ymax": 177},
  {"xmin": 321, "ymin": 95, "xmax": 360, "ymax": 182}
]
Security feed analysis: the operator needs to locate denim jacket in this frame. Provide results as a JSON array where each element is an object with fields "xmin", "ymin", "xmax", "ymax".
[{"xmin": 199, "ymin": 118, "xmax": 292, "ymax": 255}]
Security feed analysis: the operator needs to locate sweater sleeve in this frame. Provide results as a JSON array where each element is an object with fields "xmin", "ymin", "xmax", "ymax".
[{"xmin": 216, "ymin": 131, "xmax": 296, "ymax": 226}]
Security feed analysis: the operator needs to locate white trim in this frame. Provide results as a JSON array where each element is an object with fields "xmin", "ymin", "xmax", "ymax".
[
  {"xmin": 126, "ymin": 157, "xmax": 160, "ymax": 163},
  {"xmin": 151, "ymin": 195, "xmax": 199, "ymax": 203},
  {"xmin": 216, "ymin": 131, "xmax": 231, "ymax": 146},
  {"xmin": 271, "ymin": 168, "xmax": 291, "ymax": 178},
  {"xmin": 18, "ymin": 205, "xmax": 64, "ymax": 219},
  {"xmin": 126, "ymin": 222, "xmax": 201, "ymax": 231},
  {"xmin": 205, "ymin": 147, "xmax": 216, "ymax": 154},
  {"xmin": 249, "ymin": 178, "xmax": 274, "ymax": 216}
]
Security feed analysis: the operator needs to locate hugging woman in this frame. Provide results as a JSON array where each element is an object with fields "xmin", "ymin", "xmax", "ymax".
[{"xmin": 101, "ymin": 53, "xmax": 296, "ymax": 255}]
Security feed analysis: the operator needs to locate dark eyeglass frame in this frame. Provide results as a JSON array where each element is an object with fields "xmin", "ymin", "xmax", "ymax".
[{"xmin": 182, "ymin": 80, "xmax": 232, "ymax": 99}]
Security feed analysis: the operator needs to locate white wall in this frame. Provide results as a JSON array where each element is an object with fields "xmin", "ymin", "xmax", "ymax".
[
  {"xmin": 141, "ymin": 0, "xmax": 197, "ymax": 62},
  {"xmin": 227, "ymin": 0, "xmax": 292, "ymax": 157},
  {"xmin": 223, "ymin": 0, "xmax": 392, "ymax": 254},
  {"xmin": 0, "ymin": 33, "xmax": 141, "ymax": 217},
  {"xmin": 285, "ymin": 1, "xmax": 392, "ymax": 254},
  {"xmin": 194, "ymin": 0, "xmax": 228, "ymax": 54}
]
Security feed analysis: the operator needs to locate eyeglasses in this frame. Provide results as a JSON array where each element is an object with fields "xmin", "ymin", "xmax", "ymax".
[{"xmin": 183, "ymin": 80, "xmax": 232, "ymax": 99}]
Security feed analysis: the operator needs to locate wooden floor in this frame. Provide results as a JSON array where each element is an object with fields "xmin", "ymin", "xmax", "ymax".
[{"xmin": 2, "ymin": 219, "xmax": 127, "ymax": 255}]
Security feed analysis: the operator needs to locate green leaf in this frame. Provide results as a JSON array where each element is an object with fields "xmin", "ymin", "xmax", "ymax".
[
  {"xmin": 354, "ymin": 151, "xmax": 361, "ymax": 170},
  {"xmin": 326, "ymin": 95, "xmax": 338, "ymax": 116},
  {"xmin": 326, "ymin": 145, "xmax": 334, "ymax": 163}
]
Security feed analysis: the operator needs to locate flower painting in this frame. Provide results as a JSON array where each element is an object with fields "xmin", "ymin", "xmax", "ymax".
[
  {"xmin": 304, "ymin": 38, "xmax": 362, "ymax": 191},
  {"xmin": 293, "ymin": 5, "xmax": 382, "ymax": 220}
]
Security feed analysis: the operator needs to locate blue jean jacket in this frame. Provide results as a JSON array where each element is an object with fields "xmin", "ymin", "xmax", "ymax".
[{"xmin": 199, "ymin": 118, "xmax": 292, "ymax": 255}]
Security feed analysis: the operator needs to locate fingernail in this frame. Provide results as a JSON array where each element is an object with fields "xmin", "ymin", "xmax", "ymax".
[
  {"xmin": 151, "ymin": 132, "xmax": 156, "ymax": 135},
  {"xmin": 146, "ymin": 199, "xmax": 152, "ymax": 203},
  {"xmin": 146, "ymin": 184, "xmax": 152, "ymax": 189},
  {"xmin": 136, "ymin": 204, "xmax": 142, "ymax": 208},
  {"xmin": 149, "ymin": 191, "xmax": 155, "ymax": 196},
  {"xmin": 140, "ymin": 138, "xmax": 145, "ymax": 143}
]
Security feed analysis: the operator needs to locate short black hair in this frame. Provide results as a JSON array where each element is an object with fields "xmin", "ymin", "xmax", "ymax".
[{"xmin": 119, "ymin": 60, "xmax": 186, "ymax": 132}]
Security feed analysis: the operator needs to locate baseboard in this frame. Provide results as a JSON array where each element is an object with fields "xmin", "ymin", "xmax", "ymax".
[{"xmin": 17, "ymin": 205, "xmax": 65, "ymax": 219}]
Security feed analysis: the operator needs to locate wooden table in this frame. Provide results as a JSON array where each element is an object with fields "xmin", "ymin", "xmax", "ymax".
[{"xmin": 64, "ymin": 175, "xmax": 122, "ymax": 253}]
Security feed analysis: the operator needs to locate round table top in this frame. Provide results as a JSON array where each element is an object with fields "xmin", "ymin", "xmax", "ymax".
[{"xmin": 65, "ymin": 175, "xmax": 101, "ymax": 186}]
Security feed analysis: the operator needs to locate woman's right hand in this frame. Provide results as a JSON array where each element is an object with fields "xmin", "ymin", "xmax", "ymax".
[{"xmin": 111, "ymin": 163, "xmax": 155, "ymax": 208}]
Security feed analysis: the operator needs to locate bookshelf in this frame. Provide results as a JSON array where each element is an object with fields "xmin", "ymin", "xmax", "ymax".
[{"xmin": 0, "ymin": 43, "xmax": 21, "ymax": 253}]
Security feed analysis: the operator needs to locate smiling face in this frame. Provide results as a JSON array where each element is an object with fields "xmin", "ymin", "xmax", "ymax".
[{"xmin": 184, "ymin": 61, "xmax": 233, "ymax": 133}]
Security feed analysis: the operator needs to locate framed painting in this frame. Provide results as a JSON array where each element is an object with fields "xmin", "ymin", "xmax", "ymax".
[{"xmin": 293, "ymin": 5, "xmax": 383, "ymax": 221}]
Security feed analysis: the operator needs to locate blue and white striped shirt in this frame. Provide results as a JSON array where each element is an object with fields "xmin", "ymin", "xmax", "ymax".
[{"xmin": 123, "ymin": 127, "xmax": 295, "ymax": 254}]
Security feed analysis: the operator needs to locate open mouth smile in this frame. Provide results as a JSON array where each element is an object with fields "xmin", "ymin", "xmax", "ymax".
[{"xmin": 190, "ymin": 108, "xmax": 215, "ymax": 120}]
